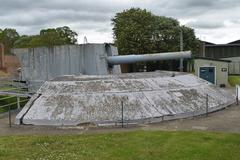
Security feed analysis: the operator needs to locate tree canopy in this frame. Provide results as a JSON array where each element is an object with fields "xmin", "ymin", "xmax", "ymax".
[
  {"xmin": 112, "ymin": 8, "xmax": 200, "ymax": 55},
  {"xmin": 14, "ymin": 26, "xmax": 78, "ymax": 48},
  {"xmin": 0, "ymin": 28, "xmax": 20, "ymax": 54},
  {"xmin": 0, "ymin": 26, "xmax": 78, "ymax": 54}
]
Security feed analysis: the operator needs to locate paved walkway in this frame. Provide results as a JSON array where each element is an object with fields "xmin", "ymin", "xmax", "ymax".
[
  {"xmin": 0, "ymin": 104, "xmax": 240, "ymax": 136},
  {"xmin": 146, "ymin": 104, "xmax": 240, "ymax": 133}
]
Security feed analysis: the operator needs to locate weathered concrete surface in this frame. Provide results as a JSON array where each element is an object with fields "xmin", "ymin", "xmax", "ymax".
[{"xmin": 16, "ymin": 71, "xmax": 235, "ymax": 126}]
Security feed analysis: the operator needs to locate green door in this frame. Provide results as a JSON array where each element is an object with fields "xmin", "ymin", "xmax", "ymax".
[{"xmin": 199, "ymin": 67, "xmax": 215, "ymax": 84}]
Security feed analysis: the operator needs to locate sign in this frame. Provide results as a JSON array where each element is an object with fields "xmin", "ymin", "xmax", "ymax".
[{"xmin": 221, "ymin": 68, "xmax": 227, "ymax": 72}]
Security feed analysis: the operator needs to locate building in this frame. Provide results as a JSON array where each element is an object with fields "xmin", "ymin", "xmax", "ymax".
[
  {"xmin": 203, "ymin": 41, "xmax": 240, "ymax": 59},
  {"xmin": 194, "ymin": 57, "xmax": 231, "ymax": 86},
  {"xmin": 200, "ymin": 40, "xmax": 240, "ymax": 75}
]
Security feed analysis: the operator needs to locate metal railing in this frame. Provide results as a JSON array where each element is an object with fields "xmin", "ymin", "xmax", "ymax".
[
  {"xmin": 0, "ymin": 96, "xmax": 30, "ymax": 127},
  {"xmin": 0, "ymin": 79, "xmax": 33, "ymax": 127}
]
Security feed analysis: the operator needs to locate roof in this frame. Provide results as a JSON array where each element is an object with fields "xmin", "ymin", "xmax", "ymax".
[
  {"xmin": 228, "ymin": 40, "xmax": 240, "ymax": 44},
  {"xmin": 205, "ymin": 44, "xmax": 240, "ymax": 47},
  {"xmin": 201, "ymin": 40, "xmax": 240, "ymax": 46},
  {"xmin": 200, "ymin": 40, "xmax": 215, "ymax": 45},
  {"xmin": 194, "ymin": 57, "xmax": 231, "ymax": 63}
]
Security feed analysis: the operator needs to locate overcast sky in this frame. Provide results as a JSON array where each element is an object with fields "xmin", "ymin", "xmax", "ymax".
[{"xmin": 0, "ymin": 0, "xmax": 239, "ymax": 44}]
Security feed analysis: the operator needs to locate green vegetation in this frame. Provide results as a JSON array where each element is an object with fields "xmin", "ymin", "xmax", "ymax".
[
  {"xmin": 0, "ymin": 131, "xmax": 240, "ymax": 160},
  {"xmin": 112, "ymin": 8, "xmax": 200, "ymax": 55},
  {"xmin": 229, "ymin": 75, "xmax": 240, "ymax": 86},
  {"xmin": 0, "ymin": 28, "xmax": 19, "ymax": 55},
  {"xmin": 0, "ymin": 26, "xmax": 78, "ymax": 54},
  {"xmin": 0, "ymin": 95, "xmax": 28, "ymax": 114},
  {"xmin": 0, "ymin": 86, "xmax": 29, "ymax": 114},
  {"xmin": 112, "ymin": 8, "xmax": 200, "ymax": 71}
]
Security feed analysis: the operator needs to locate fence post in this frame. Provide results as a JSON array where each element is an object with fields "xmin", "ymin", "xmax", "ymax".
[
  {"xmin": 8, "ymin": 105, "xmax": 11, "ymax": 128},
  {"xmin": 121, "ymin": 101, "xmax": 124, "ymax": 128},
  {"xmin": 236, "ymin": 85, "xmax": 239, "ymax": 105},
  {"xmin": 17, "ymin": 97, "xmax": 20, "ymax": 109},
  {"xmin": 206, "ymin": 94, "xmax": 209, "ymax": 117}
]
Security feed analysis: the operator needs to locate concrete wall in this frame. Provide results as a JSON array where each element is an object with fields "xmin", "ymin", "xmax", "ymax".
[
  {"xmin": 15, "ymin": 72, "xmax": 235, "ymax": 126},
  {"xmin": 13, "ymin": 44, "xmax": 121, "ymax": 86},
  {"xmin": 194, "ymin": 59, "xmax": 229, "ymax": 86},
  {"xmin": 222, "ymin": 57, "xmax": 240, "ymax": 75}
]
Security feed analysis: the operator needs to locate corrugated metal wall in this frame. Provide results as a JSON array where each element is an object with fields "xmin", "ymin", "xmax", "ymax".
[
  {"xmin": 13, "ymin": 44, "xmax": 121, "ymax": 84},
  {"xmin": 222, "ymin": 57, "xmax": 240, "ymax": 75},
  {"xmin": 205, "ymin": 45, "xmax": 240, "ymax": 59},
  {"xmin": 204, "ymin": 45, "xmax": 240, "ymax": 75}
]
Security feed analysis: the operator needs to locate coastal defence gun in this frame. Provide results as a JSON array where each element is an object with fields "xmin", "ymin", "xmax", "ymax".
[
  {"xmin": 13, "ymin": 44, "xmax": 235, "ymax": 126},
  {"xmin": 13, "ymin": 43, "xmax": 191, "ymax": 90}
]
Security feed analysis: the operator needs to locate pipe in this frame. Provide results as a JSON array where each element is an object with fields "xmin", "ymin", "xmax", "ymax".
[{"xmin": 107, "ymin": 51, "xmax": 191, "ymax": 65}]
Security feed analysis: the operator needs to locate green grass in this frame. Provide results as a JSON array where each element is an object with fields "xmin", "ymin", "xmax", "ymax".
[
  {"xmin": 229, "ymin": 75, "xmax": 240, "ymax": 86},
  {"xmin": 0, "ymin": 86, "xmax": 29, "ymax": 114},
  {"xmin": 0, "ymin": 96, "xmax": 28, "ymax": 114},
  {"xmin": 0, "ymin": 131, "xmax": 240, "ymax": 160}
]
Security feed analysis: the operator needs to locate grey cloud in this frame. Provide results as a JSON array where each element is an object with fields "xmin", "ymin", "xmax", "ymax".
[
  {"xmin": 151, "ymin": 0, "xmax": 240, "ymax": 18},
  {"xmin": 0, "ymin": 0, "xmax": 127, "ymax": 15},
  {"xmin": 0, "ymin": 7, "xmax": 112, "ymax": 31},
  {"xmin": 230, "ymin": 19, "xmax": 240, "ymax": 24},
  {"xmin": 172, "ymin": 0, "xmax": 216, "ymax": 8},
  {"xmin": 186, "ymin": 20, "xmax": 225, "ymax": 29},
  {"xmin": 0, "ymin": 0, "xmax": 240, "ymax": 43},
  {"xmin": 95, "ymin": 27, "xmax": 111, "ymax": 33}
]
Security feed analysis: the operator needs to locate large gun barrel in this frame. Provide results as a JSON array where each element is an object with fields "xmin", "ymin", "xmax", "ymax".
[{"xmin": 107, "ymin": 51, "xmax": 191, "ymax": 65}]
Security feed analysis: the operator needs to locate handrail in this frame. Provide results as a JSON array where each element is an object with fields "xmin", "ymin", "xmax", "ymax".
[
  {"xmin": 0, "ymin": 96, "xmax": 15, "ymax": 101},
  {"xmin": 0, "ymin": 98, "xmax": 29, "ymax": 108}
]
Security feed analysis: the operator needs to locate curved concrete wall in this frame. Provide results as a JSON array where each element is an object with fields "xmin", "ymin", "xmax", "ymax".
[{"xmin": 16, "ymin": 71, "xmax": 235, "ymax": 126}]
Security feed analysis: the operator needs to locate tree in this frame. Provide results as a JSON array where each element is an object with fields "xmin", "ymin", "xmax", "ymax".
[
  {"xmin": 180, "ymin": 25, "xmax": 200, "ymax": 55},
  {"xmin": 35, "ymin": 26, "xmax": 78, "ymax": 47},
  {"xmin": 112, "ymin": 8, "xmax": 200, "ymax": 55},
  {"xmin": 13, "ymin": 26, "xmax": 78, "ymax": 48},
  {"xmin": 112, "ymin": 8, "xmax": 200, "ymax": 72},
  {"xmin": 56, "ymin": 26, "xmax": 78, "ymax": 44},
  {"xmin": 112, "ymin": 8, "xmax": 155, "ymax": 55},
  {"xmin": 152, "ymin": 16, "xmax": 181, "ymax": 52},
  {"xmin": 14, "ymin": 35, "xmax": 35, "ymax": 48},
  {"xmin": 0, "ymin": 28, "xmax": 19, "ymax": 54}
]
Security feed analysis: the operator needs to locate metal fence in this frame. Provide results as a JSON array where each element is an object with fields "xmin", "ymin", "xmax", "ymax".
[{"xmin": 0, "ymin": 79, "xmax": 34, "ymax": 126}]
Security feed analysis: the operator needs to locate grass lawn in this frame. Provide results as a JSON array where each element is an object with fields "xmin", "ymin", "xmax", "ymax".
[
  {"xmin": 229, "ymin": 75, "xmax": 240, "ymax": 86},
  {"xmin": 0, "ymin": 131, "xmax": 240, "ymax": 160}
]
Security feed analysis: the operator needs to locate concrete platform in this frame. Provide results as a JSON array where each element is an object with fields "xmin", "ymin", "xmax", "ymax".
[{"xmin": 15, "ymin": 71, "xmax": 235, "ymax": 126}]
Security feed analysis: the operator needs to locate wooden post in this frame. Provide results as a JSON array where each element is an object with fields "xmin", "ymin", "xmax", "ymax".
[
  {"xmin": 17, "ymin": 97, "xmax": 20, "ymax": 109},
  {"xmin": 180, "ymin": 58, "xmax": 184, "ymax": 72},
  {"xmin": 206, "ymin": 94, "xmax": 209, "ymax": 117},
  {"xmin": 8, "ymin": 105, "xmax": 11, "ymax": 128},
  {"xmin": 121, "ymin": 101, "xmax": 124, "ymax": 128},
  {"xmin": 237, "ymin": 86, "xmax": 239, "ymax": 105},
  {"xmin": 179, "ymin": 29, "xmax": 183, "ymax": 72}
]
